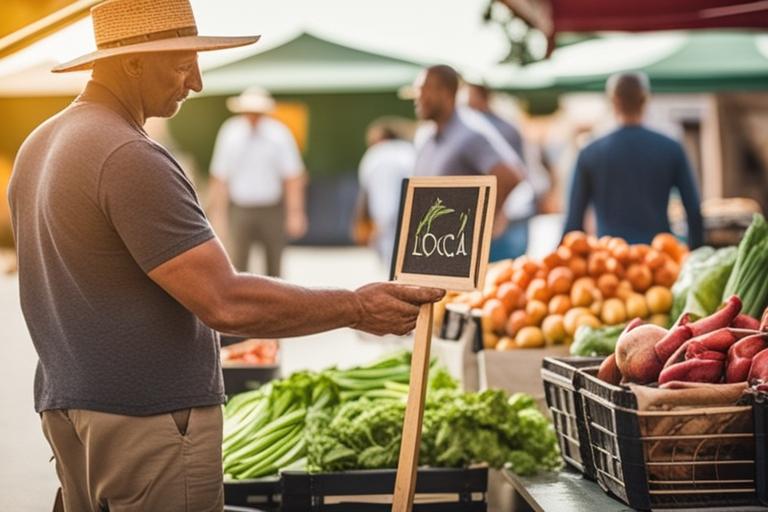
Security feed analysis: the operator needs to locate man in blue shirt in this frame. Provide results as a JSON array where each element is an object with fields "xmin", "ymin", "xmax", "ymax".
[{"xmin": 563, "ymin": 72, "xmax": 704, "ymax": 248}]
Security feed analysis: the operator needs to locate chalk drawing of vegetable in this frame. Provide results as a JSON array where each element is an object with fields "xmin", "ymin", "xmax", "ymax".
[{"xmin": 415, "ymin": 198, "xmax": 454, "ymax": 236}]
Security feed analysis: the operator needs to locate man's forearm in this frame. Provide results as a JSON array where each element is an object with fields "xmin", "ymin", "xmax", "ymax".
[
  {"xmin": 490, "ymin": 163, "xmax": 521, "ymax": 216},
  {"xmin": 284, "ymin": 174, "xmax": 306, "ymax": 216},
  {"xmin": 215, "ymin": 274, "xmax": 361, "ymax": 337}
]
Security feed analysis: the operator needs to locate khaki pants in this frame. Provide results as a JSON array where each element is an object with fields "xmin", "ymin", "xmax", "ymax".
[
  {"xmin": 41, "ymin": 405, "xmax": 223, "ymax": 512},
  {"xmin": 228, "ymin": 202, "xmax": 285, "ymax": 277}
]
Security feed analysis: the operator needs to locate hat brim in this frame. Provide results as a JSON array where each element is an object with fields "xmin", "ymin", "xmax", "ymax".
[
  {"xmin": 226, "ymin": 97, "xmax": 276, "ymax": 114},
  {"xmin": 51, "ymin": 34, "xmax": 260, "ymax": 73}
]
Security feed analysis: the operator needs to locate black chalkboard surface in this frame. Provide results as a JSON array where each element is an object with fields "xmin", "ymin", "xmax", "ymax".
[{"xmin": 390, "ymin": 176, "xmax": 496, "ymax": 292}]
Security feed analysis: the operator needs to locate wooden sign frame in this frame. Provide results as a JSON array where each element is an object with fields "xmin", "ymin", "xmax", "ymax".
[
  {"xmin": 390, "ymin": 175, "xmax": 496, "ymax": 512},
  {"xmin": 390, "ymin": 176, "xmax": 497, "ymax": 292}
]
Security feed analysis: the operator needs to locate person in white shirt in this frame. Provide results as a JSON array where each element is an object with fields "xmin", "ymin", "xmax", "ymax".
[
  {"xmin": 354, "ymin": 118, "xmax": 415, "ymax": 269},
  {"xmin": 209, "ymin": 86, "xmax": 307, "ymax": 277}
]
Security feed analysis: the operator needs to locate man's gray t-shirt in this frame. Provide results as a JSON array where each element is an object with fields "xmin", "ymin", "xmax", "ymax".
[
  {"xmin": 413, "ymin": 111, "xmax": 503, "ymax": 177},
  {"xmin": 8, "ymin": 81, "xmax": 224, "ymax": 416}
]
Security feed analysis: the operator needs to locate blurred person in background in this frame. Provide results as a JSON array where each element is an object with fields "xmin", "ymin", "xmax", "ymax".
[
  {"xmin": 410, "ymin": 65, "xmax": 524, "ymax": 247},
  {"xmin": 208, "ymin": 86, "xmax": 308, "ymax": 277},
  {"xmin": 562, "ymin": 71, "xmax": 703, "ymax": 248},
  {"xmin": 465, "ymin": 82, "xmax": 550, "ymax": 259},
  {"xmin": 8, "ymin": 1, "xmax": 444, "ymax": 510},
  {"xmin": 353, "ymin": 117, "xmax": 415, "ymax": 269}
]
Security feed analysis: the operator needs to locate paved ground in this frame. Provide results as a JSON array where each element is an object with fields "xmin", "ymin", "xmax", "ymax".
[{"xmin": 0, "ymin": 246, "xmax": 398, "ymax": 511}]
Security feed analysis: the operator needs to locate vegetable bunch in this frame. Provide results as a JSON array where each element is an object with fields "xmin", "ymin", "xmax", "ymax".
[
  {"xmin": 722, "ymin": 213, "xmax": 768, "ymax": 318},
  {"xmin": 307, "ymin": 389, "xmax": 560, "ymax": 476},
  {"xmin": 223, "ymin": 351, "xmax": 561, "ymax": 480}
]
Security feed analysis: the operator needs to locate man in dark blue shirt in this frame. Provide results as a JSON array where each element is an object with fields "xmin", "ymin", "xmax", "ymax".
[{"xmin": 563, "ymin": 72, "xmax": 704, "ymax": 248}]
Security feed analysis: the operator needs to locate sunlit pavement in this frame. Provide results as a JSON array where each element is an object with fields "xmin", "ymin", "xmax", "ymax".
[{"xmin": 0, "ymin": 245, "xmax": 395, "ymax": 511}]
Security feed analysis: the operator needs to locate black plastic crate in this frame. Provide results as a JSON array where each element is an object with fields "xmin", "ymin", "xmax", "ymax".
[
  {"xmin": 752, "ymin": 390, "xmax": 768, "ymax": 506},
  {"xmin": 223, "ymin": 365, "xmax": 280, "ymax": 395},
  {"xmin": 225, "ymin": 477, "xmax": 281, "ymax": 511},
  {"xmin": 540, "ymin": 356, "xmax": 603, "ymax": 479},
  {"xmin": 577, "ymin": 368, "xmax": 758, "ymax": 510},
  {"xmin": 280, "ymin": 467, "xmax": 487, "ymax": 512},
  {"xmin": 220, "ymin": 335, "xmax": 280, "ymax": 394}
]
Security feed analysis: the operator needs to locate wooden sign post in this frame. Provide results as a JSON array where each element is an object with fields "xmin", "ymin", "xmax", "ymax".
[{"xmin": 390, "ymin": 176, "xmax": 496, "ymax": 512}]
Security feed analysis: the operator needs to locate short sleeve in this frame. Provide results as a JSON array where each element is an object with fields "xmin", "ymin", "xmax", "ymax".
[
  {"xmin": 463, "ymin": 132, "xmax": 504, "ymax": 174},
  {"xmin": 99, "ymin": 140, "xmax": 215, "ymax": 273}
]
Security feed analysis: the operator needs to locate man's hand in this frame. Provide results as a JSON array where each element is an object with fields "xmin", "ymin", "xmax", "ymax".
[{"xmin": 353, "ymin": 283, "xmax": 445, "ymax": 336}]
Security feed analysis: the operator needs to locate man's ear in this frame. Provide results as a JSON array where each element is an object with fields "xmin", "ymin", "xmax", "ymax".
[{"xmin": 120, "ymin": 55, "xmax": 143, "ymax": 79}]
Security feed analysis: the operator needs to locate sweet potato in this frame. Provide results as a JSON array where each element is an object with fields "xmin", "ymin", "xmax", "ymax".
[
  {"xmin": 726, "ymin": 333, "xmax": 768, "ymax": 383},
  {"xmin": 731, "ymin": 314, "xmax": 760, "ymax": 331},
  {"xmin": 615, "ymin": 324, "xmax": 667, "ymax": 384},
  {"xmin": 687, "ymin": 295, "xmax": 742, "ymax": 337},
  {"xmin": 658, "ymin": 359, "xmax": 724, "ymax": 385},
  {"xmin": 747, "ymin": 347, "xmax": 768, "ymax": 383},
  {"xmin": 654, "ymin": 325, "xmax": 693, "ymax": 363}
]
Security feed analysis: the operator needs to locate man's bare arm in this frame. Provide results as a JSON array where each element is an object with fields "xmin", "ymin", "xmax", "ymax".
[
  {"xmin": 488, "ymin": 162, "xmax": 522, "ymax": 236},
  {"xmin": 148, "ymin": 237, "xmax": 443, "ymax": 338},
  {"xmin": 284, "ymin": 173, "xmax": 308, "ymax": 239}
]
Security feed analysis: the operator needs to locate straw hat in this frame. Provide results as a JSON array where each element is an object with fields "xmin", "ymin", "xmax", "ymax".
[
  {"xmin": 52, "ymin": 0, "xmax": 259, "ymax": 73},
  {"xmin": 226, "ymin": 86, "xmax": 276, "ymax": 114}
]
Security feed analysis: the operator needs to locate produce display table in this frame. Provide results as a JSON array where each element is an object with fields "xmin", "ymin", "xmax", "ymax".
[{"xmin": 503, "ymin": 468, "xmax": 768, "ymax": 512}]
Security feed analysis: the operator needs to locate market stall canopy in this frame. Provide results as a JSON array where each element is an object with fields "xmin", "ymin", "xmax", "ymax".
[
  {"xmin": 0, "ymin": 0, "xmax": 98, "ymax": 59},
  {"xmin": 199, "ymin": 32, "xmax": 425, "ymax": 95},
  {"xmin": 500, "ymin": 0, "xmax": 768, "ymax": 43},
  {"xmin": 488, "ymin": 31, "xmax": 768, "ymax": 93}
]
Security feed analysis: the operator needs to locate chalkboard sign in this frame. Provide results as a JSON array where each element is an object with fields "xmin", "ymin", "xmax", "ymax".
[{"xmin": 390, "ymin": 176, "xmax": 496, "ymax": 291}]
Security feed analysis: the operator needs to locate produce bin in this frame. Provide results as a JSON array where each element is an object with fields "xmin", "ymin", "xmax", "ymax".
[
  {"xmin": 431, "ymin": 303, "xmax": 480, "ymax": 391},
  {"xmin": 220, "ymin": 335, "xmax": 280, "ymax": 394},
  {"xmin": 540, "ymin": 357, "xmax": 603, "ymax": 479},
  {"xmin": 577, "ymin": 368, "xmax": 758, "ymax": 510},
  {"xmin": 224, "ymin": 477, "xmax": 281, "ymax": 511},
  {"xmin": 222, "ymin": 364, "xmax": 280, "ymax": 395},
  {"xmin": 752, "ymin": 390, "xmax": 768, "ymax": 506},
  {"xmin": 477, "ymin": 345, "xmax": 570, "ymax": 411},
  {"xmin": 280, "ymin": 467, "xmax": 488, "ymax": 512}
]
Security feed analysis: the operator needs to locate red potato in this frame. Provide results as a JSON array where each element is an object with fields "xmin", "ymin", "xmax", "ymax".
[
  {"xmin": 748, "ymin": 347, "xmax": 768, "ymax": 383},
  {"xmin": 687, "ymin": 295, "xmax": 742, "ymax": 337},
  {"xmin": 597, "ymin": 353, "xmax": 622, "ymax": 385},
  {"xmin": 658, "ymin": 359, "xmax": 724, "ymax": 385},
  {"xmin": 615, "ymin": 323, "xmax": 667, "ymax": 384}
]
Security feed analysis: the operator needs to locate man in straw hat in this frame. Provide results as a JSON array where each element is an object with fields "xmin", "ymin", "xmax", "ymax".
[
  {"xmin": 208, "ymin": 86, "xmax": 307, "ymax": 277},
  {"xmin": 8, "ymin": 1, "xmax": 444, "ymax": 510}
]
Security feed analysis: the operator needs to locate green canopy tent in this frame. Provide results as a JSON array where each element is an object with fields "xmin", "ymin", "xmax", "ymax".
[
  {"xmin": 490, "ymin": 30, "xmax": 768, "ymax": 94},
  {"xmin": 167, "ymin": 31, "xmax": 425, "ymax": 244},
  {"xmin": 169, "ymin": 31, "xmax": 424, "ymax": 176},
  {"xmin": 199, "ymin": 31, "xmax": 425, "ymax": 95}
]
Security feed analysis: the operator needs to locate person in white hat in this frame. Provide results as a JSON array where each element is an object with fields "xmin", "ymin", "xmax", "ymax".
[
  {"xmin": 208, "ymin": 86, "xmax": 308, "ymax": 277},
  {"xmin": 8, "ymin": 1, "xmax": 444, "ymax": 510}
]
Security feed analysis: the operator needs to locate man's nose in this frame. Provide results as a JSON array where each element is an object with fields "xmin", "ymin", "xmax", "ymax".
[{"xmin": 187, "ymin": 59, "xmax": 203, "ymax": 93}]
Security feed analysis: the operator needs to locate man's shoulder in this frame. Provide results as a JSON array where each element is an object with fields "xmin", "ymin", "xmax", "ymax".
[{"xmin": 18, "ymin": 102, "xmax": 144, "ymax": 168}]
